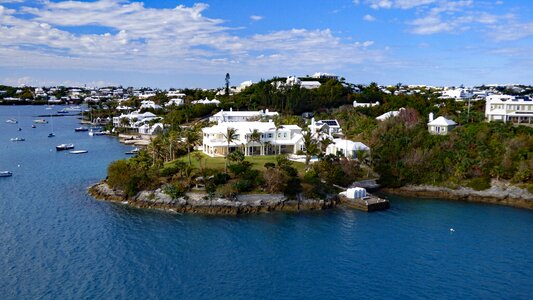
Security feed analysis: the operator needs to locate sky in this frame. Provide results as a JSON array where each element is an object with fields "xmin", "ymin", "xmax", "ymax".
[{"xmin": 0, "ymin": 0, "xmax": 532, "ymax": 88}]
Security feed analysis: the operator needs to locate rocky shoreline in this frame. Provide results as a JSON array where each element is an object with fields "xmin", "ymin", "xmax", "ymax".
[
  {"xmin": 382, "ymin": 181, "xmax": 533, "ymax": 210},
  {"xmin": 88, "ymin": 182, "xmax": 340, "ymax": 215}
]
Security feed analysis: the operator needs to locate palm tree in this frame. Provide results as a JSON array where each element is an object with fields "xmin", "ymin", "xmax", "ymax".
[
  {"xmin": 319, "ymin": 137, "xmax": 334, "ymax": 154},
  {"xmin": 273, "ymin": 118, "xmax": 284, "ymax": 154},
  {"xmin": 248, "ymin": 129, "xmax": 262, "ymax": 156},
  {"xmin": 222, "ymin": 127, "xmax": 238, "ymax": 173},
  {"xmin": 302, "ymin": 130, "xmax": 318, "ymax": 168},
  {"xmin": 183, "ymin": 128, "xmax": 200, "ymax": 166}
]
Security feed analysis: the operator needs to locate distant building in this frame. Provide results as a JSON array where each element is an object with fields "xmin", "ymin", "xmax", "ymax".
[
  {"xmin": 353, "ymin": 100, "xmax": 379, "ymax": 108},
  {"xmin": 308, "ymin": 118, "xmax": 342, "ymax": 136},
  {"xmin": 440, "ymin": 88, "xmax": 473, "ymax": 100},
  {"xmin": 427, "ymin": 113, "xmax": 457, "ymax": 135},
  {"xmin": 209, "ymin": 108, "xmax": 278, "ymax": 123},
  {"xmin": 325, "ymin": 139, "xmax": 369, "ymax": 159},
  {"xmin": 485, "ymin": 95, "xmax": 533, "ymax": 124},
  {"xmin": 376, "ymin": 108, "xmax": 404, "ymax": 121}
]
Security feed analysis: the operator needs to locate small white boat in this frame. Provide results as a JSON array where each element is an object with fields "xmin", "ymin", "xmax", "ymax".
[
  {"xmin": 5, "ymin": 118, "xmax": 17, "ymax": 124},
  {"xmin": 88, "ymin": 129, "xmax": 109, "ymax": 136},
  {"xmin": 33, "ymin": 119, "xmax": 48, "ymax": 124},
  {"xmin": 10, "ymin": 137, "xmax": 25, "ymax": 142},
  {"xmin": 69, "ymin": 150, "xmax": 88, "ymax": 154},
  {"xmin": 125, "ymin": 147, "xmax": 140, "ymax": 155},
  {"xmin": 0, "ymin": 171, "xmax": 12, "ymax": 177},
  {"xmin": 56, "ymin": 143, "xmax": 74, "ymax": 151}
]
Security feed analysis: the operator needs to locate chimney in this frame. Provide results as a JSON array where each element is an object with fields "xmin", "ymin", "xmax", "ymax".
[{"xmin": 429, "ymin": 112, "xmax": 434, "ymax": 122}]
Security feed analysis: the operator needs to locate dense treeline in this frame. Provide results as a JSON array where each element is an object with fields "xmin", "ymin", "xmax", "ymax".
[
  {"xmin": 369, "ymin": 111, "xmax": 533, "ymax": 189},
  {"xmin": 220, "ymin": 78, "xmax": 354, "ymax": 115}
]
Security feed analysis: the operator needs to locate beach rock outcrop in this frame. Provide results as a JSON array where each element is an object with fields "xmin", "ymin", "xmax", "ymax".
[{"xmin": 88, "ymin": 182, "xmax": 339, "ymax": 215}]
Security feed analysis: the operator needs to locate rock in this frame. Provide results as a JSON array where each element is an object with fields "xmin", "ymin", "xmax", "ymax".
[{"xmin": 88, "ymin": 181, "xmax": 341, "ymax": 215}]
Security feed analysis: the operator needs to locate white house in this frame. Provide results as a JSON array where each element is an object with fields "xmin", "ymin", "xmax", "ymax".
[
  {"xmin": 165, "ymin": 98, "xmax": 184, "ymax": 107},
  {"xmin": 440, "ymin": 88, "xmax": 473, "ymax": 100},
  {"xmin": 300, "ymin": 81, "xmax": 322, "ymax": 89},
  {"xmin": 191, "ymin": 97, "xmax": 220, "ymax": 105},
  {"xmin": 376, "ymin": 108, "xmax": 404, "ymax": 121},
  {"xmin": 325, "ymin": 139, "xmax": 369, "ymax": 158},
  {"xmin": 113, "ymin": 111, "xmax": 158, "ymax": 128},
  {"xmin": 485, "ymin": 95, "xmax": 533, "ymax": 124},
  {"xmin": 308, "ymin": 118, "xmax": 342, "ymax": 136},
  {"xmin": 209, "ymin": 108, "xmax": 279, "ymax": 123},
  {"xmin": 140, "ymin": 100, "xmax": 162, "ymax": 110},
  {"xmin": 138, "ymin": 123, "xmax": 164, "ymax": 135},
  {"xmin": 138, "ymin": 91, "xmax": 156, "ymax": 99},
  {"xmin": 353, "ymin": 100, "xmax": 379, "ymax": 108},
  {"xmin": 427, "ymin": 113, "xmax": 457, "ymax": 135},
  {"xmin": 201, "ymin": 121, "xmax": 304, "ymax": 157},
  {"xmin": 167, "ymin": 90, "xmax": 186, "ymax": 98}
]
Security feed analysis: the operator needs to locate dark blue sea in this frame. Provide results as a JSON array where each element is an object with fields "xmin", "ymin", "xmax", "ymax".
[{"xmin": 0, "ymin": 105, "xmax": 532, "ymax": 299}]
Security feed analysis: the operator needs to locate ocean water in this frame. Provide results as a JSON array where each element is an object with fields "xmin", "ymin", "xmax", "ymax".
[{"xmin": 0, "ymin": 105, "xmax": 532, "ymax": 299}]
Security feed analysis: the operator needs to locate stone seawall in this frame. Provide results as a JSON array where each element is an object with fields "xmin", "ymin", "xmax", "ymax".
[
  {"xmin": 88, "ymin": 182, "xmax": 339, "ymax": 215},
  {"xmin": 382, "ymin": 183, "xmax": 533, "ymax": 210}
]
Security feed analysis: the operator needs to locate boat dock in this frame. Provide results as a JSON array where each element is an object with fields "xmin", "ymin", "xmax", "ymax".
[
  {"xmin": 338, "ymin": 187, "xmax": 390, "ymax": 212},
  {"xmin": 339, "ymin": 194, "xmax": 390, "ymax": 212}
]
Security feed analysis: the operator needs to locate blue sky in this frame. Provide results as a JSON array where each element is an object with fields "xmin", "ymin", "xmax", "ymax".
[{"xmin": 0, "ymin": 0, "xmax": 532, "ymax": 88}]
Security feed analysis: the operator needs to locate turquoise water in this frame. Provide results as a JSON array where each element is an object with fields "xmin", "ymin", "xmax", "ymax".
[{"xmin": 1, "ymin": 106, "xmax": 532, "ymax": 299}]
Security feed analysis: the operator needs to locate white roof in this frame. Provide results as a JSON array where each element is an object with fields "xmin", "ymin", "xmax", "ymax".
[
  {"xmin": 376, "ymin": 110, "xmax": 400, "ymax": 121},
  {"xmin": 202, "ymin": 121, "xmax": 278, "ymax": 134},
  {"xmin": 332, "ymin": 139, "xmax": 369, "ymax": 151},
  {"xmin": 428, "ymin": 116, "xmax": 457, "ymax": 126}
]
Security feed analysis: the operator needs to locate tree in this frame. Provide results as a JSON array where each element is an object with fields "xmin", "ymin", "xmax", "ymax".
[
  {"xmin": 222, "ymin": 127, "xmax": 238, "ymax": 173},
  {"xmin": 183, "ymin": 128, "xmax": 200, "ymax": 166},
  {"xmin": 302, "ymin": 130, "xmax": 319, "ymax": 168},
  {"xmin": 247, "ymin": 129, "xmax": 262, "ymax": 156},
  {"xmin": 225, "ymin": 73, "xmax": 231, "ymax": 96}
]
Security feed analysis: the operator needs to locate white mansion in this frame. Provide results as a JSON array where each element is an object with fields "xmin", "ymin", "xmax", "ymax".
[
  {"xmin": 201, "ymin": 120, "xmax": 303, "ymax": 157},
  {"xmin": 201, "ymin": 112, "xmax": 369, "ymax": 159},
  {"xmin": 485, "ymin": 95, "xmax": 533, "ymax": 124}
]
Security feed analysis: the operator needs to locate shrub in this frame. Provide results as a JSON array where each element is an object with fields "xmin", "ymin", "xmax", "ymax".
[
  {"xmin": 163, "ymin": 183, "xmax": 186, "ymax": 199},
  {"xmin": 213, "ymin": 172, "xmax": 230, "ymax": 185},
  {"xmin": 468, "ymin": 177, "xmax": 491, "ymax": 191},
  {"xmin": 264, "ymin": 162, "xmax": 276, "ymax": 169},
  {"xmin": 218, "ymin": 183, "xmax": 237, "ymax": 199},
  {"xmin": 233, "ymin": 179, "xmax": 254, "ymax": 193}
]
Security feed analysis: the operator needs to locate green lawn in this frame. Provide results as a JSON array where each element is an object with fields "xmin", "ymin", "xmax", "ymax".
[{"xmin": 171, "ymin": 151, "xmax": 306, "ymax": 175}]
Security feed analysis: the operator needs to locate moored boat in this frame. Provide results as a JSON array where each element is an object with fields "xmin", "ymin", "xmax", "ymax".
[
  {"xmin": 69, "ymin": 150, "xmax": 88, "ymax": 154},
  {"xmin": 33, "ymin": 119, "xmax": 48, "ymax": 124},
  {"xmin": 125, "ymin": 147, "xmax": 140, "ymax": 155},
  {"xmin": 5, "ymin": 118, "xmax": 17, "ymax": 124},
  {"xmin": 10, "ymin": 137, "xmax": 25, "ymax": 142},
  {"xmin": 74, "ymin": 127, "xmax": 89, "ymax": 132},
  {"xmin": 0, "ymin": 171, "xmax": 13, "ymax": 177},
  {"xmin": 56, "ymin": 143, "xmax": 75, "ymax": 151}
]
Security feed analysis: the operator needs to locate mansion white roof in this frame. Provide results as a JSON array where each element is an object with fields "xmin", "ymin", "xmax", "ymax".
[{"xmin": 202, "ymin": 121, "xmax": 278, "ymax": 134}]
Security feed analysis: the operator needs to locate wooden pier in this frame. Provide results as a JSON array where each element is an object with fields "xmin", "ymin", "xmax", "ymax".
[{"xmin": 339, "ymin": 194, "xmax": 390, "ymax": 212}]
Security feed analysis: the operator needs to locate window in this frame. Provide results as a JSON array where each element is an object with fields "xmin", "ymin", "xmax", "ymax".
[{"xmin": 268, "ymin": 133, "xmax": 272, "ymax": 138}]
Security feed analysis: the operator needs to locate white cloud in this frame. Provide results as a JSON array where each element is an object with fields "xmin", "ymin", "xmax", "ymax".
[
  {"xmin": 406, "ymin": 1, "xmax": 512, "ymax": 35},
  {"xmin": 363, "ymin": 14, "xmax": 376, "ymax": 21},
  {"xmin": 0, "ymin": 1, "xmax": 383, "ymax": 77},
  {"xmin": 0, "ymin": 0, "xmax": 25, "ymax": 3},
  {"xmin": 488, "ymin": 21, "xmax": 533, "ymax": 41},
  {"xmin": 363, "ymin": 0, "xmax": 435, "ymax": 9},
  {"xmin": 250, "ymin": 15, "xmax": 263, "ymax": 21}
]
